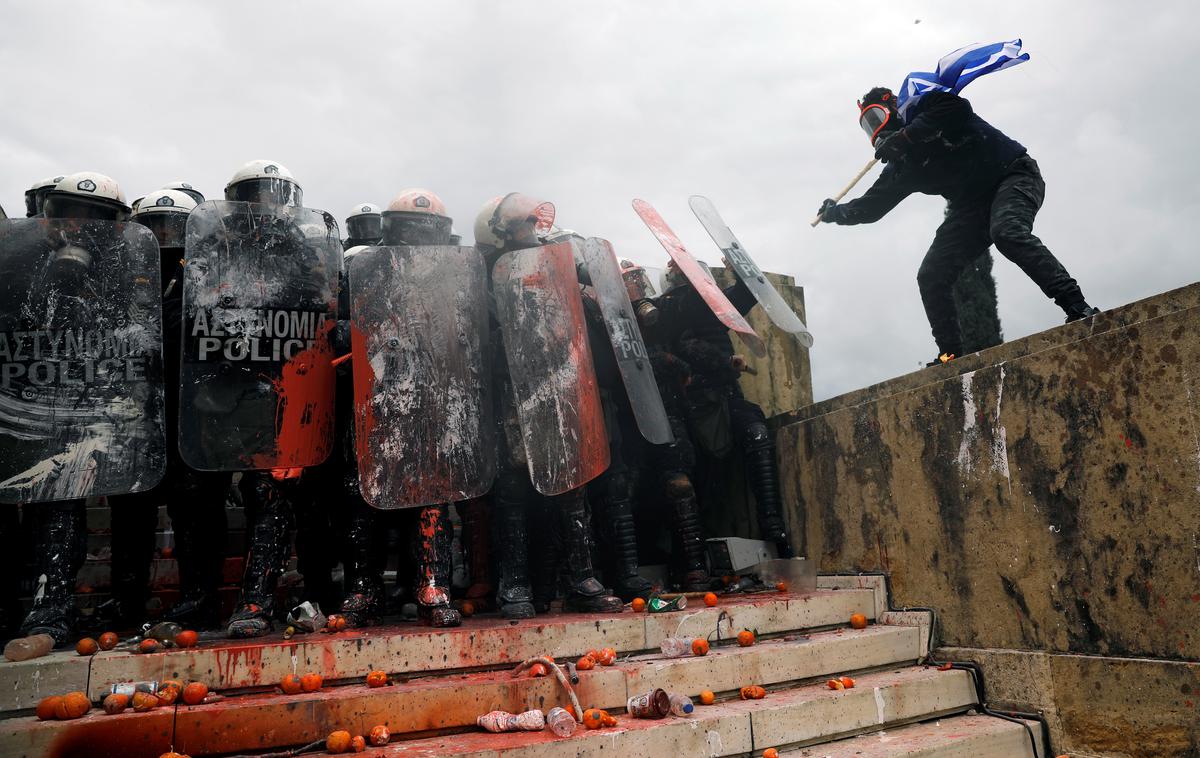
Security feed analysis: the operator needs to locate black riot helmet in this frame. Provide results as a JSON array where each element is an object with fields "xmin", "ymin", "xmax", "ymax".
[{"xmin": 858, "ymin": 86, "xmax": 901, "ymax": 146}]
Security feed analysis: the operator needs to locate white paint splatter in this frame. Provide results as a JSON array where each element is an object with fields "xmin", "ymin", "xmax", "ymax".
[
  {"xmin": 873, "ymin": 686, "xmax": 887, "ymax": 724},
  {"xmin": 955, "ymin": 371, "xmax": 977, "ymax": 473},
  {"xmin": 991, "ymin": 364, "xmax": 1011, "ymax": 490}
]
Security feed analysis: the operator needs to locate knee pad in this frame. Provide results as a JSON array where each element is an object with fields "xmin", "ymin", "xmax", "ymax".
[
  {"xmin": 741, "ymin": 421, "xmax": 772, "ymax": 451},
  {"xmin": 664, "ymin": 474, "xmax": 694, "ymax": 500}
]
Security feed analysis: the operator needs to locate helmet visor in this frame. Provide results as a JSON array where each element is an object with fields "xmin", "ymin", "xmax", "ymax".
[
  {"xmin": 134, "ymin": 212, "xmax": 189, "ymax": 248},
  {"xmin": 346, "ymin": 214, "xmax": 382, "ymax": 242},
  {"xmin": 226, "ymin": 178, "xmax": 303, "ymax": 207},
  {"xmin": 859, "ymin": 104, "xmax": 892, "ymax": 144},
  {"xmin": 42, "ymin": 193, "xmax": 130, "ymax": 222}
]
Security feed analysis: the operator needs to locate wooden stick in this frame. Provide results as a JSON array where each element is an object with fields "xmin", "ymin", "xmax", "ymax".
[{"xmin": 810, "ymin": 158, "xmax": 879, "ymax": 227}]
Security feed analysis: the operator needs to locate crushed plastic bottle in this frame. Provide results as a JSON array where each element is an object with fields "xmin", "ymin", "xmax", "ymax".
[
  {"xmin": 3, "ymin": 634, "xmax": 54, "ymax": 662},
  {"xmin": 658, "ymin": 637, "xmax": 690, "ymax": 657},
  {"xmin": 546, "ymin": 706, "xmax": 577, "ymax": 737},
  {"xmin": 669, "ymin": 693, "xmax": 695, "ymax": 717}
]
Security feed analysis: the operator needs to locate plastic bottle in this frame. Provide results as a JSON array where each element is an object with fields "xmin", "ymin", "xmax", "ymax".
[
  {"xmin": 3, "ymin": 634, "xmax": 54, "ymax": 662},
  {"xmin": 546, "ymin": 706, "xmax": 577, "ymax": 737},
  {"xmin": 627, "ymin": 688, "xmax": 671, "ymax": 718},
  {"xmin": 669, "ymin": 693, "xmax": 695, "ymax": 717},
  {"xmin": 659, "ymin": 637, "xmax": 690, "ymax": 657}
]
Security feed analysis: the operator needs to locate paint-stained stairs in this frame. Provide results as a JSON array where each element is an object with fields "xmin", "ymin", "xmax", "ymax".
[{"xmin": 0, "ymin": 575, "xmax": 1046, "ymax": 757}]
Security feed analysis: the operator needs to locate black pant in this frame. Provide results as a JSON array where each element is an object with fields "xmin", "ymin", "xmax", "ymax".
[{"xmin": 917, "ymin": 155, "xmax": 1084, "ymax": 355}]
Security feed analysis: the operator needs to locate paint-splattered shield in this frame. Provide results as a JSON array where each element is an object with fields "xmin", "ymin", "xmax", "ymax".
[
  {"xmin": 0, "ymin": 218, "xmax": 165, "ymax": 503},
  {"xmin": 688, "ymin": 195, "xmax": 814, "ymax": 348},
  {"xmin": 491, "ymin": 242, "xmax": 609, "ymax": 495},
  {"xmin": 579, "ymin": 238, "xmax": 673, "ymax": 445},
  {"xmin": 179, "ymin": 201, "xmax": 341, "ymax": 471},
  {"xmin": 631, "ymin": 199, "xmax": 766, "ymax": 357},
  {"xmin": 348, "ymin": 245, "xmax": 495, "ymax": 508}
]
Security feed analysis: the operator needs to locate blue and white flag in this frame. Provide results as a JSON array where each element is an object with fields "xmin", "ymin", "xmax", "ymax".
[{"xmin": 897, "ymin": 39, "xmax": 1030, "ymax": 121}]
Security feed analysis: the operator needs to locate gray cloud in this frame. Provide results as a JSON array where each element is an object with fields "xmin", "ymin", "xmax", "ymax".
[{"xmin": 2, "ymin": 0, "xmax": 1195, "ymax": 400}]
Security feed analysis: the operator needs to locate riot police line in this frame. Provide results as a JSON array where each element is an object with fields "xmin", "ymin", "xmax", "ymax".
[{"xmin": 0, "ymin": 163, "xmax": 812, "ymax": 645}]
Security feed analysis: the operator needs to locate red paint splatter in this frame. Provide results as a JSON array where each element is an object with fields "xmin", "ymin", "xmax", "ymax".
[
  {"xmin": 250, "ymin": 320, "xmax": 336, "ymax": 468},
  {"xmin": 349, "ymin": 322, "xmax": 376, "ymax": 472}
]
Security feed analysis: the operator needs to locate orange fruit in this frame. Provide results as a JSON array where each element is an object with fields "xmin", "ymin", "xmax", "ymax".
[
  {"xmin": 564, "ymin": 704, "xmax": 576, "ymax": 718},
  {"xmin": 368, "ymin": 724, "xmax": 391, "ymax": 746},
  {"xmin": 597, "ymin": 648, "xmax": 617, "ymax": 666},
  {"xmin": 764, "ymin": 750, "xmax": 779, "ymax": 758},
  {"xmin": 703, "ymin": 592, "xmax": 718, "ymax": 607},
  {"xmin": 157, "ymin": 679, "xmax": 183, "ymax": 705},
  {"xmin": 97, "ymin": 631, "xmax": 119, "ymax": 650},
  {"xmin": 739, "ymin": 685, "xmax": 766, "ymax": 700},
  {"xmin": 737, "ymin": 629, "xmax": 755, "ymax": 647},
  {"xmin": 132, "ymin": 691, "xmax": 159, "ymax": 712},
  {"xmin": 159, "ymin": 753, "xmax": 188, "ymax": 758},
  {"xmin": 182, "ymin": 682, "xmax": 208, "ymax": 705},
  {"xmin": 600, "ymin": 710, "xmax": 617, "ymax": 727},
  {"xmin": 301, "ymin": 672, "xmax": 323, "ymax": 692},
  {"xmin": 631, "ymin": 597, "xmax": 646, "ymax": 612},
  {"xmin": 582, "ymin": 708, "xmax": 604, "ymax": 729},
  {"xmin": 174, "ymin": 630, "xmax": 198, "ymax": 648},
  {"xmin": 699, "ymin": 690, "xmax": 715, "ymax": 706},
  {"xmin": 849, "ymin": 613, "xmax": 868, "ymax": 630},
  {"xmin": 326, "ymin": 730, "xmax": 352, "ymax": 753},
  {"xmin": 280, "ymin": 674, "xmax": 303, "ymax": 695},
  {"xmin": 840, "ymin": 676, "xmax": 856, "ymax": 689},
  {"xmin": 691, "ymin": 638, "xmax": 710, "ymax": 656},
  {"xmin": 460, "ymin": 600, "xmax": 476, "ymax": 617},
  {"xmin": 56, "ymin": 691, "xmax": 91, "ymax": 719},
  {"xmin": 350, "ymin": 735, "xmax": 366, "ymax": 752},
  {"xmin": 576, "ymin": 655, "xmax": 595, "ymax": 671},
  {"xmin": 76, "ymin": 637, "xmax": 98, "ymax": 656},
  {"xmin": 529, "ymin": 663, "xmax": 548, "ymax": 677},
  {"xmin": 102, "ymin": 693, "xmax": 129, "ymax": 715},
  {"xmin": 138, "ymin": 638, "xmax": 161, "ymax": 654},
  {"xmin": 366, "ymin": 670, "xmax": 388, "ymax": 688},
  {"xmin": 36, "ymin": 695, "xmax": 63, "ymax": 721},
  {"xmin": 775, "ymin": 581, "xmax": 788, "ymax": 593},
  {"xmin": 826, "ymin": 678, "xmax": 845, "ymax": 690}
]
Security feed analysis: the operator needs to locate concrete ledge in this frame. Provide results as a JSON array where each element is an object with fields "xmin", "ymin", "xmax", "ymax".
[{"xmin": 788, "ymin": 713, "xmax": 1044, "ymax": 757}]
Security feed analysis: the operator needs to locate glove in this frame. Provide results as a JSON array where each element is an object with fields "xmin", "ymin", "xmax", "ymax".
[
  {"xmin": 873, "ymin": 130, "xmax": 910, "ymax": 163},
  {"xmin": 817, "ymin": 198, "xmax": 838, "ymax": 223}
]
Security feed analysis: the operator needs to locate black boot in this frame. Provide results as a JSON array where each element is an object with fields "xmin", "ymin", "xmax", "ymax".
[
  {"xmin": 742, "ymin": 423, "xmax": 794, "ymax": 559},
  {"xmin": 664, "ymin": 474, "xmax": 711, "ymax": 592},
  {"xmin": 529, "ymin": 497, "xmax": 560, "ymax": 613},
  {"xmin": 599, "ymin": 491, "xmax": 653, "ymax": 601},
  {"xmin": 228, "ymin": 474, "xmax": 293, "ymax": 639},
  {"xmin": 557, "ymin": 489, "xmax": 622, "ymax": 613},
  {"xmin": 414, "ymin": 505, "xmax": 461, "ymax": 628},
  {"xmin": 493, "ymin": 472, "xmax": 535, "ymax": 619},
  {"xmin": 339, "ymin": 501, "xmax": 385, "ymax": 628},
  {"xmin": 164, "ymin": 470, "xmax": 229, "ymax": 630},
  {"xmin": 20, "ymin": 500, "xmax": 87, "ymax": 646},
  {"xmin": 1063, "ymin": 302, "xmax": 1100, "ymax": 323}
]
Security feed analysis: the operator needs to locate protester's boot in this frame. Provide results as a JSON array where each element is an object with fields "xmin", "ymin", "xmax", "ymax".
[
  {"xmin": 414, "ymin": 505, "xmax": 460, "ymax": 628},
  {"xmin": 557, "ymin": 489, "xmax": 623, "ymax": 613}
]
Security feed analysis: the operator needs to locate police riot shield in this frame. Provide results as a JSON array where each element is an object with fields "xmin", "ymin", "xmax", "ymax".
[
  {"xmin": 688, "ymin": 195, "xmax": 814, "ymax": 348},
  {"xmin": 491, "ymin": 241, "xmax": 609, "ymax": 495},
  {"xmin": 579, "ymin": 238, "xmax": 673, "ymax": 445},
  {"xmin": 631, "ymin": 199, "xmax": 766, "ymax": 357},
  {"xmin": 0, "ymin": 219, "xmax": 165, "ymax": 503},
  {"xmin": 179, "ymin": 201, "xmax": 341, "ymax": 471},
  {"xmin": 348, "ymin": 245, "xmax": 495, "ymax": 508}
]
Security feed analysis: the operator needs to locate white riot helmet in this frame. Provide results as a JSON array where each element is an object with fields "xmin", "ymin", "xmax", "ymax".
[
  {"xmin": 25, "ymin": 175, "xmax": 66, "ymax": 217},
  {"xmin": 382, "ymin": 188, "xmax": 452, "ymax": 245},
  {"xmin": 224, "ymin": 159, "xmax": 303, "ymax": 207},
  {"xmin": 345, "ymin": 202, "xmax": 382, "ymax": 242},
  {"xmin": 161, "ymin": 181, "xmax": 205, "ymax": 205},
  {"xmin": 343, "ymin": 244, "xmax": 370, "ymax": 262},
  {"xmin": 133, "ymin": 189, "xmax": 197, "ymax": 248},
  {"xmin": 472, "ymin": 192, "xmax": 555, "ymax": 253},
  {"xmin": 660, "ymin": 258, "xmax": 711, "ymax": 294},
  {"xmin": 42, "ymin": 171, "xmax": 131, "ymax": 221}
]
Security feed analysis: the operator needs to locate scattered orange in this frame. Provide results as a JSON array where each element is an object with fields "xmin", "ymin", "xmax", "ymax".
[
  {"xmin": 182, "ymin": 682, "xmax": 208, "ymax": 705},
  {"xmin": 586, "ymin": 648, "xmax": 601, "ymax": 660},
  {"xmin": 159, "ymin": 753, "xmax": 188, "ymax": 758},
  {"xmin": 157, "ymin": 680, "xmax": 183, "ymax": 705},
  {"xmin": 739, "ymin": 685, "xmax": 766, "ymax": 700},
  {"xmin": 849, "ymin": 613, "xmax": 868, "ymax": 630},
  {"xmin": 301, "ymin": 672, "xmax": 323, "ymax": 692},
  {"xmin": 350, "ymin": 735, "xmax": 366, "ymax": 752},
  {"xmin": 737, "ymin": 629, "xmax": 755, "ymax": 647},
  {"xmin": 529, "ymin": 663, "xmax": 548, "ymax": 677},
  {"xmin": 826, "ymin": 679, "xmax": 845, "ymax": 690},
  {"xmin": 368, "ymin": 724, "xmax": 391, "ymax": 746},
  {"xmin": 775, "ymin": 581, "xmax": 788, "ymax": 593},
  {"xmin": 564, "ymin": 705, "xmax": 576, "ymax": 718},
  {"xmin": 56, "ymin": 691, "xmax": 91, "ymax": 719},
  {"xmin": 699, "ymin": 690, "xmax": 715, "ymax": 706},
  {"xmin": 326, "ymin": 615, "xmax": 347, "ymax": 632},
  {"xmin": 840, "ymin": 676, "xmax": 856, "ymax": 689},
  {"xmin": 576, "ymin": 655, "xmax": 595, "ymax": 671},
  {"xmin": 764, "ymin": 750, "xmax": 779, "ymax": 758},
  {"xmin": 366, "ymin": 670, "xmax": 388, "ymax": 688},
  {"xmin": 600, "ymin": 710, "xmax": 617, "ymax": 727},
  {"xmin": 703, "ymin": 592, "xmax": 718, "ymax": 607},
  {"xmin": 174, "ymin": 630, "xmax": 198, "ymax": 648},
  {"xmin": 97, "ymin": 631, "xmax": 119, "ymax": 650},
  {"xmin": 102, "ymin": 693, "xmax": 129, "ymax": 715},
  {"xmin": 460, "ymin": 600, "xmax": 475, "ymax": 617},
  {"xmin": 75, "ymin": 637, "xmax": 98, "ymax": 656},
  {"xmin": 138, "ymin": 638, "xmax": 161, "ymax": 654},
  {"xmin": 36, "ymin": 695, "xmax": 62, "ymax": 721},
  {"xmin": 691, "ymin": 638, "xmax": 710, "ymax": 656},
  {"xmin": 597, "ymin": 648, "xmax": 617, "ymax": 666},
  {"xmin": 582, "ymin": 708, "xmax": 604, "ymax": 729},
  {"xmin": 132, "ymin": 691, "xmax": 159, "ymax": 712},
  {"xmin": 281, "ymin": 674, "xmax": 303, "ymax": 695},
  {"xmin": 631, "ymin": 597, "xmax": 646, "ymax": 612},
  {"xmin": 325, "ymin": 730, "xmax": 352, "ymax": 753}
]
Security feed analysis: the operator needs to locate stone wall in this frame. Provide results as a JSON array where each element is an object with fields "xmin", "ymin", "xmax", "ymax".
[{"xmin": 775, "ymin": 282, "xmax": 1200, "ymax": 757}]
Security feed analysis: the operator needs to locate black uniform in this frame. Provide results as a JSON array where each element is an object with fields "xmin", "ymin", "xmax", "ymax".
[{"xmin": 822, "ymin": 91, "xmax": 1092, "ymax": 357}]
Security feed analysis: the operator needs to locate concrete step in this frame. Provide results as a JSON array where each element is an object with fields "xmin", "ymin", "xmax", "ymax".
[
  {"xmin": 0, "ymin": 589, "xmax": 880, "ymax": 713},
  {"xmin": 786, "ymin": 713, "xmax": 1045, "ymax": 757}
]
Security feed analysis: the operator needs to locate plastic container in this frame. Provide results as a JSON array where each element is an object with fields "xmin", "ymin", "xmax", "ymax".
[
  {"xmin": 477, "ymin": 709, "xmax": 545, "ymax": 733},
  {"xmin": 627, "ymin": 688, "xmax": 671, "ymax": 719},
  {"xmin": 668, "ymin": 693, "xmax": 694, "ymax": 717},
  {"xmin": 546, "ymin": 706, "xmax": 577, "ymax": 737},
  {"xmin": 109, "ymin": 681, "xmax": 160, "ymax": 697},
  {"xmin": 3, "ymin": 634, "xmax": 54, "ymax": 662},
  {"xmin": 648, "ymin": 595, "xmax": 687, "ymax": 613},
  {"xmin": 659, "ymin": 637, "xmax": 690, "ymax": 657}
]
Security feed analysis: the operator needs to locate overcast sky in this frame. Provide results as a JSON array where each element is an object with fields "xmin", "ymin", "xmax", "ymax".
[{"xmin": 2, "ymin": 1, "xmax": 1195, "ymax": 401}]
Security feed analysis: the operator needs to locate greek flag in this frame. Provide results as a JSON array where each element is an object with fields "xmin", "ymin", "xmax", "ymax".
[{"xmin": 897, "ymin": 39, "xmax": 1030, "ymax": 121}]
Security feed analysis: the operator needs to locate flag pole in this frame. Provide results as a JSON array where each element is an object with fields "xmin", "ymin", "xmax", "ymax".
[{"xmin": 811, "ymin": 158, "xmax": 879, "ymax": 227}]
